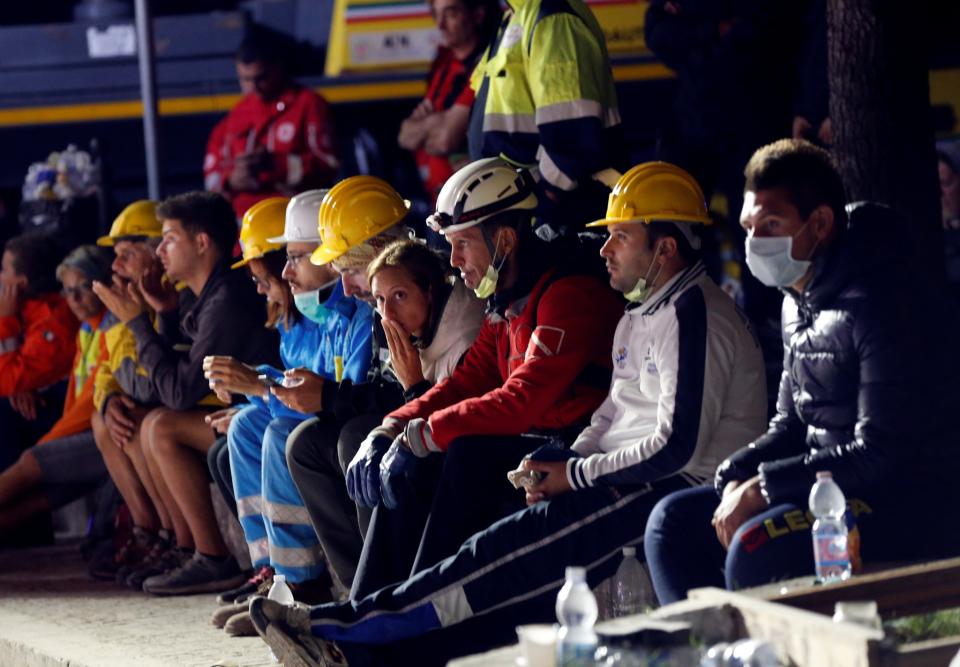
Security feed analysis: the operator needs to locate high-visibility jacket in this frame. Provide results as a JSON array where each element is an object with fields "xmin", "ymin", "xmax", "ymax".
[
  {"xmin": 0, "ymin": 293, "xmax": 77, "ymax": 397},
  {"xmin": 93, "ymin": 311, "xmax": 161, "ymax": 414},
  {"xmin": 39, "ymin": 311, "xmax": 111, "ymax": 444},
  {"xmin": 469, "ymin": 0, "xmax": 621, "ymax": 194}
]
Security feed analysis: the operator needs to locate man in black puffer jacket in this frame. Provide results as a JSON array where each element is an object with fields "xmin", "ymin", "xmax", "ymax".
[{"xmin": 644, "ymin": 139, "xmax": 960, "ymax": 603}]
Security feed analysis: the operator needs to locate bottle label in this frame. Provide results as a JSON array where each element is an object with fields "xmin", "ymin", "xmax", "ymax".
[{"xmin": 813, "ymin": 533, "xmax": 850, "ymax": 580}]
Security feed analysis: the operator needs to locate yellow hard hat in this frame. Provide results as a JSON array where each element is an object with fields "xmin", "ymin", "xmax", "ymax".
[
  {"xmin": 586, "ymin": 162, "xmax": 711, "ymax": 228},
  {"xmin": 231, "ymin": 197, "xmax": 290, "ymax": 269},
  {"xmin": 97, "ymin": 200, "xmax": 161, "ymax": 246},
  {"xmin": 310, "ymin": 176, "xmax": 410, "ymax": 266}
]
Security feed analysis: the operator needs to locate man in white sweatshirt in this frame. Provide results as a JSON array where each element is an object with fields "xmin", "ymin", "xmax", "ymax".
[{"xmin": 249, "ymin": 162, "xmax": 768, "ymax": 667}]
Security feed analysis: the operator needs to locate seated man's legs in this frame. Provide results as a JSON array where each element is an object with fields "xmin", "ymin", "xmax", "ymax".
[
  {"xmin": 413, "ymin": 434, "xmax": 545, "ymax": 574},
  {"xmin": 263, "ymin": 417, "xmax": 329, "ymax": 590},
  {"xmin": 208, "ymin": 435, "xmax": 237, "ymax": 520},
  {"xmin": 286, "ymin": 414, "xmax": 371, "ymax": 592},
  {"xmin": 138, "ymin": 408, "xmax": 191, "ymax": 549},
  {"xmin": 352, "ymin": 433, "xmax": 539, "ymax": 600},
  {"xmin": 142, "ymin": 406, "xmax": 246, "ymax": 595},
  {"xmin": 644, "ymin": 485, "xmax": 727, "ymax": 605},
  {"xmin": 227, "ymin": 404, "xmax": 274, "ymax": 573},
  {"xmin": 257, "ymin": 474, "xmax": 695, "ymax": 665}
]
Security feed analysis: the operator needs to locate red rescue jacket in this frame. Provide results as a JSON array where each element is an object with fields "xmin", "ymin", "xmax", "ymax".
[
  {"xmin": 204, "ymin": 84, "xmax": 339, "ymax": 217},
  {"xmin": 0, "ymin": 293, "xmax": 78, "ymax": 396},
  {"xmin": 388, "ymin": 270, "xmax": 623, "ymax": 448}
]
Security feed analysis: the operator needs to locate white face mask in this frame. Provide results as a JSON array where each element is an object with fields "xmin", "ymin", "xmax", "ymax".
[
  {"xmin": 745, "ymin": 224, "xmax": 816, "ymax": 288},
  {"xmin": 623, "ymin": 244, "xmax": 664, "ymax": 303}
]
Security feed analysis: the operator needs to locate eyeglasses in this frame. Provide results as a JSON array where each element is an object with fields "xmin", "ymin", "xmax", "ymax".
[
  {"xmin": 62, "ymin": 282, "xmax": 93, "ymax": 299},
  {"xmin": 286, "ymin": 252, "xmax": 309, "ymax": 267},
  {"xmin": 250, "ymin": 274, "xmax": 272, "ymax": 289}
]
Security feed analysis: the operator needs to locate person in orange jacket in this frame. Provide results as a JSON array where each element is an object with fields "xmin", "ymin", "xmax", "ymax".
[
  {"xmin": 203, "ymin": 28, "xmax": 339, "ymax": 218},
  {"xmin": 0, "ymin": 245, "xmax": 114, "ymax": 537},
  {"xmin": 0, "ymin": 233, "xmax": 78, "ymax": 469}
]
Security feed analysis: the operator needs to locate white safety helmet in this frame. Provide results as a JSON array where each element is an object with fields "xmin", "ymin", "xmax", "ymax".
[
  {"xmin": 426, "ymin": 158, "xmax": 537, "ymax": 235},
  {"xmin": 268, "ymin": 189, "xmax": 329, "ymax": 244}
]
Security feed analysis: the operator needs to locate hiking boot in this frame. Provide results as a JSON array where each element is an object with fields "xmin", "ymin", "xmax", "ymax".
[
  {"xmin": 142, "ymin": 552, "xmax": 247, "ymax": 596},
  {"xmin": 211, "ymin": 601, "xmax": 247, "ymax": 629},
  {"xmin": 115, "ymin": 531, "xmax": 171, "ymax": 583},
  {"xmin": 216, "ymin": 565, "xmax": 273, "ymax": 605},
  {"xmin": 88, "ymin": 526, "xmax": 157, "ymax": 581},
  {"xmin": 249, "ymin": 596, "xmax": 347, "ymax": 667},
  {"xmin": 125, "ymin": 545, "xmax": 190, "ymax": 590}
]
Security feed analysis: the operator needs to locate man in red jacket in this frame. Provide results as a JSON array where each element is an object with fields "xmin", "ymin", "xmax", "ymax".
[
  {"xmin": 0, "ymin": 233, "xmax": 78, "ymax": 472},
  {"xmin": 204, "ymin": 29, "xmax": 339, "ymax": 218},
  {"xmin": 344, "ymin": 158, "xmax": 623, "ymax": 597}
]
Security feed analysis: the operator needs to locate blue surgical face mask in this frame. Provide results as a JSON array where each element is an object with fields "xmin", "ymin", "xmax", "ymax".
[
  {"xmin": 293, "ymin": 289, "xmax": 330, "ymax": 325},
  {"xmin": 745, "ymin": 223, "xmax": 817, "ymax": 288}
]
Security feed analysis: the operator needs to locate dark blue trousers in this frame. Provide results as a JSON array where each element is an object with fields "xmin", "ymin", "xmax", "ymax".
[
  {"xmin": 308, "ymin": 474, "xmax": 695, "ymax": 666},
  {"xmin": 644, "ymin": 485, "xmax": 960, "ymax": 605}
]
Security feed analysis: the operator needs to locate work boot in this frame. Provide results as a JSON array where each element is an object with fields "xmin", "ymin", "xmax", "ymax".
[
  {"xmin": 143, "ymin": 552, "xmax": 246, "ymax": 596},
  {"xmin": 249, "ymin": 596, "xmax": 347, "ymax": 667},
  {"xmin": 88, "ymin": 526, "xmax": 157, "ymax": 581},
  {"xmin": 125, "ymin": 545, "xmax": 190, "ymax": 590}
]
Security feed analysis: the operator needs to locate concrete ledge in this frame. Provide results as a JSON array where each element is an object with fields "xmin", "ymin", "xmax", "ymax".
[{"xmin": 0, "ymin": 542, "xmax": 271, "ymax": 667}]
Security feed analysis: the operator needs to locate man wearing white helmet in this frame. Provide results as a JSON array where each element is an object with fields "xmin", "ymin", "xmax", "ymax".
[
  {"xmin": 249, "ymin": 162, "xmax": 766, "ymax": 666},
  {"xmin": 200, "ymin": 191, "xmax": 374, "ymax": 632},
  {"xmin": 338, "ymin": 157, "xmax": 623, "ymax": 600}
]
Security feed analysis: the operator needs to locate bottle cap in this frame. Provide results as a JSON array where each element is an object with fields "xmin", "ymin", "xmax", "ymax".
[
  {"xmin": 815, "ymin": 471, "xmax": 833, "ymax": 479},
  {"xmin": 274, "ymin": 574, "xmax": 286, "ymax": 584},
  {"xmin": 565, "ymin": 566, "xmax": 586, "ymax": 582},
  {"xmin": 622, "ymin": 546, "xmax": 636, "ymax": 557}
]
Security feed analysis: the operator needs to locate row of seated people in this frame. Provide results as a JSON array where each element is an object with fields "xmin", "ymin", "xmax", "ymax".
[{"xmin": 0, "ymin": 139, "xmax": 957, "ymax": 667}]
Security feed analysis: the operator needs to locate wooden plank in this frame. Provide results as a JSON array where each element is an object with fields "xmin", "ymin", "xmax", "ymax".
[
  {"xmin": 750, "ymin": 558, "xmax": 960, "ymax": 618},
  {"xmin": 893, "ymin": 636, "xmax": 960, "ymax": 667}
]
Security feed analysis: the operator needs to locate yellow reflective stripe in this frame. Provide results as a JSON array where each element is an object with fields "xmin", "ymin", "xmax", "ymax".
[{"xmin": 334, "ymin": 356, "xmax": 344, "ymax": 383}]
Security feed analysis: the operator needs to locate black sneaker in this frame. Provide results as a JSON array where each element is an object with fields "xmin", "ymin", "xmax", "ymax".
[
  {"xmin": 216, "ymin": 565, "xmax": 273, "ymax": 605},
  {"xmin": 142, "ymin": 552, "xmax": 247, "ymax": 596}
]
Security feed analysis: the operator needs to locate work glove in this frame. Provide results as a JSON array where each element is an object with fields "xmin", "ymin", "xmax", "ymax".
[
  {"xmin": 346, "ymin": 421, "xmax": 402, "ymax": 508},
  {"xmin": 379, "ymin": 437, "xmax": 421, "ymax": 510},
  {"xmin": 402, "ymin": 417, "xmax": 440, "ymax": 458}
]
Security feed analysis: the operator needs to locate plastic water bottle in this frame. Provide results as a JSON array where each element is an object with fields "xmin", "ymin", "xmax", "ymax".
[
  {"xmin": 809, "ymin": 471, "xmax": 852, "ymax": 583},
  {"xmin": 611, "ymin": 546, "xmax": 654, "ymax": 617},
  {"xmin": 556, "ymin": 566, "xmax": 598, "ymax": 667},
  {"xmin": 266, "ymin": 574, "xmax": 295, "ymax": 662}
]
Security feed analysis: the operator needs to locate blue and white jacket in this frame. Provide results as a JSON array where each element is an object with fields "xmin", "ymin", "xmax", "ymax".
[
  {"xmin": 254, "ymin": 281, "xmax": 374, "ymax": 420},
  {"xmin": 567, "ymin": 262, "xmax": 767, "ymax": 490}
]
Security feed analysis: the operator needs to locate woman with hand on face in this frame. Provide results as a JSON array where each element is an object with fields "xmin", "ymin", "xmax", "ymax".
[{"xmin": 347, "ymin": 239, "xmax": 485, "ymax": 509}]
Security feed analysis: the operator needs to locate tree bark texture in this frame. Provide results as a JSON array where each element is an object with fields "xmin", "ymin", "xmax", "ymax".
[{"xmin": 827, "ymin": 0, "xmax": 943, "ymax": 270}]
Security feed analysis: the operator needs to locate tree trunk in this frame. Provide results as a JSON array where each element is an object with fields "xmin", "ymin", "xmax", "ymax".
[{"xmin": 827, "ymin": 0, "xmax": 943, "ymax": 271}]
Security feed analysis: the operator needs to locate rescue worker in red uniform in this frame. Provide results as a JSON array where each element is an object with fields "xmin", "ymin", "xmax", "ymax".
[
  {"xmin": 0, "ymin": 233, "xmax": 78, "ymax": 472},
  {"xmin": 204, "ymin": 29, "xmax": 339, "ymax": 218}
]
